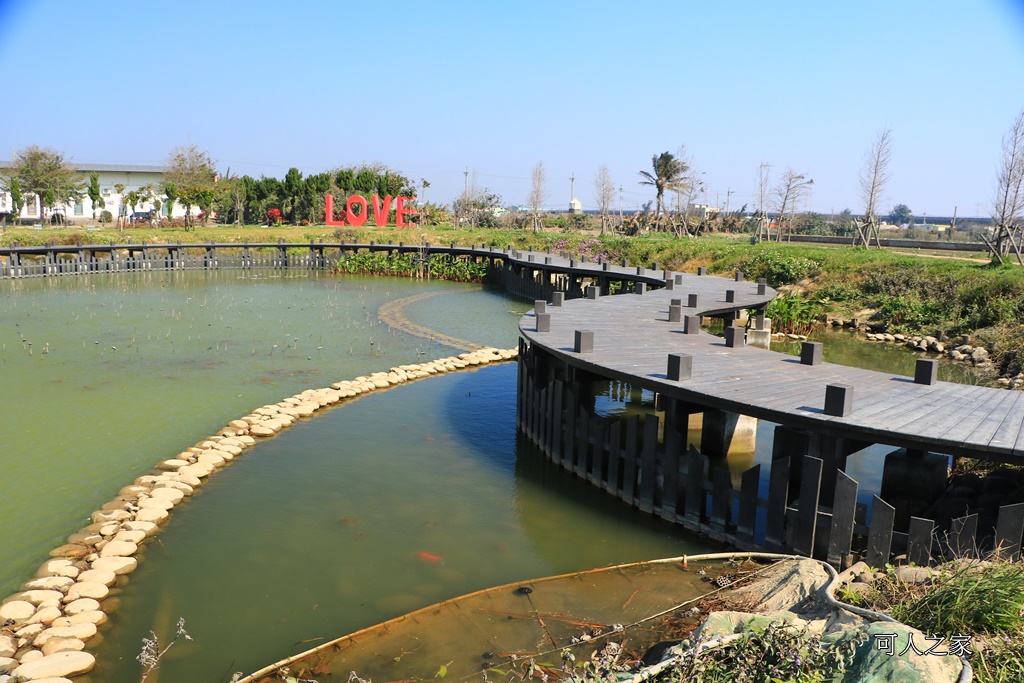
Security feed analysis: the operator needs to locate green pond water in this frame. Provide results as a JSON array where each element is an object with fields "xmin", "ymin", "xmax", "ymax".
[
  {"xmin": 0, "ymin": 271, "xmax": 707, "ymax": 683},
  {"xmin": 0, "ymin": 272, "xmax": 988, "ymax": 682}
]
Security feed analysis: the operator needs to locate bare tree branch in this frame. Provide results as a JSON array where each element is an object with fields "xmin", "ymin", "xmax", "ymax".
[
  {"xmin": 594, "ymin": 165, "xmax": 615, "ymax": 235},
  {"xmin": 773, "ymin": 168, "xmax": 813, "ymax": 241},
  {"xmin": 859, "ymin": 128, "xmax": 893, "ymax": 248},
  {"xmin": 993, "ymin": 108, "xmax": 1024, "ymax": 265},
  {"xmin": 529, "ymin": 162, "xmax": 547, "ymax": 233}
]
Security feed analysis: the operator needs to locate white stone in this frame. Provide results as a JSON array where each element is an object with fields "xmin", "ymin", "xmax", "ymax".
[
  {"xmin": 149, "ymin": 487, "xmax": 184, "ymax": 503},
  {"xmin": 97, "ymin": 523, "xmax": 119, "ymax": 537},
  {"xmin": 26, "ymin": 608, "xmax": 62, "ymax": 626},
  {"xmin": 61, "ymin": 599, "xmax": 100, "ymax": 617},
  {"xmin": 134, "ymin": 508, "xmax": 169, "ymax": 524},
  {"xmin": 89, "ymin": 510, "xmax": 129, "ymax": 524},
  {"xmin": 249, "ymin": 424, "xmax": 275, "ymax": 437},
  {"xmin": 151, "ymin": 480, "xmax": 193, "ymax": 496},
  {"xmin": 2, "ymin": 592, "xmax": 62, "ymax": 608},
  {"xmin": 10, "ymin": 650, "xmax": 95, "ymax": 680},
  {"xmin": 45, "ymin": 545, "xmax": 89, "ymax": 560},
  {"xmin": 0, "ymin": 657, "xmax": 15, "ymax": 674},
  {"xmin": 111, "ymin": 529, "xmax": 146, "ymax": 545},
  {"xmin": 63, "ymin": 532, "xmax": 101, "ymax": 547},
  {"xmin": 136, "ymin": 497, "xmax": 174, "ymax": 511},
  {"xmin": 15, "ymin": 623, "xmax": 45, "ymax": 643},
  {"xmin": 167, "ymin": 472, "xmax": 201, "ymax": 487},
  {"xmin": 121, "ymin": 520, "xmax": 158, "ymax": 536},
  {"xmin": 119, "ymin": 485, "xmax": 150, "ymax": 497},
  {"xmin": 32, "ymin": 562, "xmax": 73, "ymax": 580},
  {"xmin": 98, "ymin": 541, "xmax": 137, "ymax": 558},
  {"xmin": 51, "ymin": 610, "xmax": 106, "ymax": 628},
  {"xmin": 89, "ymin": 556, "xmax": 136, "ymax": 575},
  {"xmin": 40, "ymin": 638, "xmax": 84, "ymax": 657},
  {"xmin": 33, "ymin": 624, "xmax": 97, "ymax": 648},
  {"xmin": 19, "ymin": 578, "xmax": 72, "ymax": 593},
  {"xmin": 195, "ymin": 452, "xmax": 226, "ymax": 468},
  {"xmin": 63, "ymin": 583, "xmax": 107, "ymax": 603},
  {"xmin": 177, "ymin": 464, "xmax": 213, "ymax": 479},
  {"xmin": 236, "ymin": 435, "xmax": 256, "ymax": 446},
  {"xmin": 0, "ymin": 635, "xmax": 15, "ymax": 658},
  {"xmin": 158, "ymin": 459, "xmax": 190, "ymax": 471},
  {"xmin": 0, "ymin": 602, "xmax": 34, "ymax": 623}
]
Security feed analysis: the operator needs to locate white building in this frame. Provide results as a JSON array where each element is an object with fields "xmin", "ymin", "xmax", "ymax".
[
  {"xmin": 0, "ymin": 162, "xmax": 191, "ymax": 223},
  {"xmin": 688, "ymin": 202, "xmax": 719, "ymax": 220}
]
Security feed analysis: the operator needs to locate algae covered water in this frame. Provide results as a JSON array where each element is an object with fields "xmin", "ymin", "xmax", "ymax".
[{"xmin": 0, "ymin": 270, "xmax": 704, "ymax": 682}]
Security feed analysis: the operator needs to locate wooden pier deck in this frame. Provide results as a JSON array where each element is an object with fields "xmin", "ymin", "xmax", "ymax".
[{"xmin": 518, "ymin": 261, "xmax": 1023, "ymax": 463}]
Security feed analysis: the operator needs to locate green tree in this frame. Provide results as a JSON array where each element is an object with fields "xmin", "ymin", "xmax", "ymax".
[
  {"xmin": 127, "ymin": 190, "xmax": 140, "ymax": 218},
  {"xmin": 353, "ymin": 169, "xmax": 376, "ymax": 194},
  {"xmin": 4, "ymin": 146, "xmax": 83, "ymax": 222},
  {"xmin": 7, "ymin": 177, "xmax": 24, "ymax": 222},
  {"xmin": 195, "ymin": 188, "xmax": 214, "ymax": 225},
  {"xmin": 283, "ymin": 167, "xmax": 304, "ymax": 223},
  {"xmin": 889, "ymin": 203, "xmax": 913, "ymax": 226},
  {"xmin": 164, "ymin": 144, "xmax": 216, "ymax": 230},
  {"xmin": 304, "ymin": 172, "xmax": 332, "ymax": 223},
  {"xmin": 638, "ymin": 151, "xmax": 690, "ymax": 233},
  {"xmin": 163, "ymin": 182, "xmax": 178, "ymax": 220},
  {"xmin": 87, "ymin": 172, "xmax": 104, "ymax": 219},
  {"xmin": 113, "ymin": 183, "xmax": 127, "ymax": 231},
  {"xmin": 334, "ymin": 169, "xmax": 355, "ymax": 193}
]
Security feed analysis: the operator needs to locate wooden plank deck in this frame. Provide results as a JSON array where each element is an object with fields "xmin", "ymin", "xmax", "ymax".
[{"xmin": 517, "ymin": 251, "xmax": 1024, "ymax": 463}]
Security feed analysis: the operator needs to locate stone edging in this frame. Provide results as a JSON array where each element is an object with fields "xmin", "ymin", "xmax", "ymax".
[{"xmin": 0, "ymin": 346, "xmax": 518, "ymax": 682}]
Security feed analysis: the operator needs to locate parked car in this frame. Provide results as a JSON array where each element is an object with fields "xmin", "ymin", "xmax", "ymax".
[{"xmin": 129, "ymin": 211, "xmax": 152, "ymax": 224}]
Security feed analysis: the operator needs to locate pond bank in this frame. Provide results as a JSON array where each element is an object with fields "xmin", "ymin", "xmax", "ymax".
[{"xmin": 0, "ymin": 347, "xmax": 518, "ymax": 682}]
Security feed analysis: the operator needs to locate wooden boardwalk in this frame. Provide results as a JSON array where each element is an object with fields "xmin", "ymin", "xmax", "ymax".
[
  {"xmin": 512, "ymin": 250, "xmax": 1024, "ymax": 566},
  {"xmin": 518, "ymin": 263, "xmax": 1024, "ymax": 463}
]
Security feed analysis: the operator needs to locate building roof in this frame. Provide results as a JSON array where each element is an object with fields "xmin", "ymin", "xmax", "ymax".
[{"xmin": 0, "ymin": 161, "xmax": 164, "ymax": 174}]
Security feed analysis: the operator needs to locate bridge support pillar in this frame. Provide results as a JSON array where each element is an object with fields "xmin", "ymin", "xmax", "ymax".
[
  {"xmin": 747, "ymin": 314, "xmax": 772, "ymax": 349},
  {"xmin": 701, "ymin": 409, "xmax": 757, "ymax": 460},
  {"xmin": 880, "ymin": 448, "xmax": 949, "ymax": 530}
]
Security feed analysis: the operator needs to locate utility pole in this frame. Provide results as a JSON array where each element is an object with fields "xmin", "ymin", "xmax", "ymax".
[
  {"xmin": 725, "ymin": 188, "xmax": 735, "ymax": 214},
  {"xmin": 569, "ymin": 173, "xmax": 575, "ymax": 212},
  {"xmin": 618, "ymin": 185, "xmax": 623, "ymax": 225},
  {"xmin": 463, "ymin": 168, "xmax": 469, "ymax": 226}
]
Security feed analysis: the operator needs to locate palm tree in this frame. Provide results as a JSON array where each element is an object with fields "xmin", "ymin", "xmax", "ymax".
[{"xmin": 639, "ymin": 152, "xmax": 690, "ymax": 234}]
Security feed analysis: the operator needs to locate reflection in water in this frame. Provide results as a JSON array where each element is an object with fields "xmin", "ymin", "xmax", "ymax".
[{"xmin": 89, "ymin": 364, "xmax": 708, "ymax": 683}]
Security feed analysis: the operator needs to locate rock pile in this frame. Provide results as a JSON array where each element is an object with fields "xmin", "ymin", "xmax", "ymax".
[{"xmin": 0, "ymin": 346, "xmax": 517, "ymax": 681}]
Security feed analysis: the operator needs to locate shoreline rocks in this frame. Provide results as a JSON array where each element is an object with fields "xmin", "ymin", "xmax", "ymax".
[{"xmin": 0, "ymin": 346, "xmax": 518, "ymax": 680}]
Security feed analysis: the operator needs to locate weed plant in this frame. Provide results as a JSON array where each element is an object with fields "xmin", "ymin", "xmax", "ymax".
[
  {"xmin": 889, "ymin": 561, "xmax": 1024, "ymax": 637},
  {"xmin": 659, "ymin": 623, "xmax": 864, "ymax": 683}
]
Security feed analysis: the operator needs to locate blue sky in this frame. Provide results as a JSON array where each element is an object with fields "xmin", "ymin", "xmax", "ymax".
[{"xmin": 2, "ymin": 0, "xmax": 1023, "ymax": 218}]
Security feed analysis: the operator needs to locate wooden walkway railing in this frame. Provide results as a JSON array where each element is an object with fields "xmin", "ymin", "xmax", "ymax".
[{"xmin": 517, "ymin": 337, "xmax": 1024, "ymax": 568}]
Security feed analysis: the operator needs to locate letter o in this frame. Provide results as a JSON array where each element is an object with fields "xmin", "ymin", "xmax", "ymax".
[{"xmin": 346, "ymin": 195, "xmax": 368, "ymax": 226}]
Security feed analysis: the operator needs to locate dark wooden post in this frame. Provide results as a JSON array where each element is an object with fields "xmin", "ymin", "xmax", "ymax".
[
  {"xmin": 667, "ymin": 353, "xmax": 692, "ymax": 381},
  {"xmin": 800, "ymin": 341, "xmax": 823, "ymax": 365},
  {"xmin": 574, "ymin": 330, "xmax": 594, "ymax": 353}
]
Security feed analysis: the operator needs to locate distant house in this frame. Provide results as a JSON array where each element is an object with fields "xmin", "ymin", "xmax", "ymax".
[
  {"xmin": 569, "ymin": 197, "xmax": 583, "ymax": 214},
  {"xmin": 688, "ymin": 202, "xmax": 719, "ymax": 220},
  {"xmin": 0, "ymin": 162, "xmax": 191, "ymax": 223}
]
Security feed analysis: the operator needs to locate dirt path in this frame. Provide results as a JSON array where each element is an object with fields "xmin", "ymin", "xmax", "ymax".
[{"xmin": 377, "ymin": 291, "xmax": 484, "ymax": 352}]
